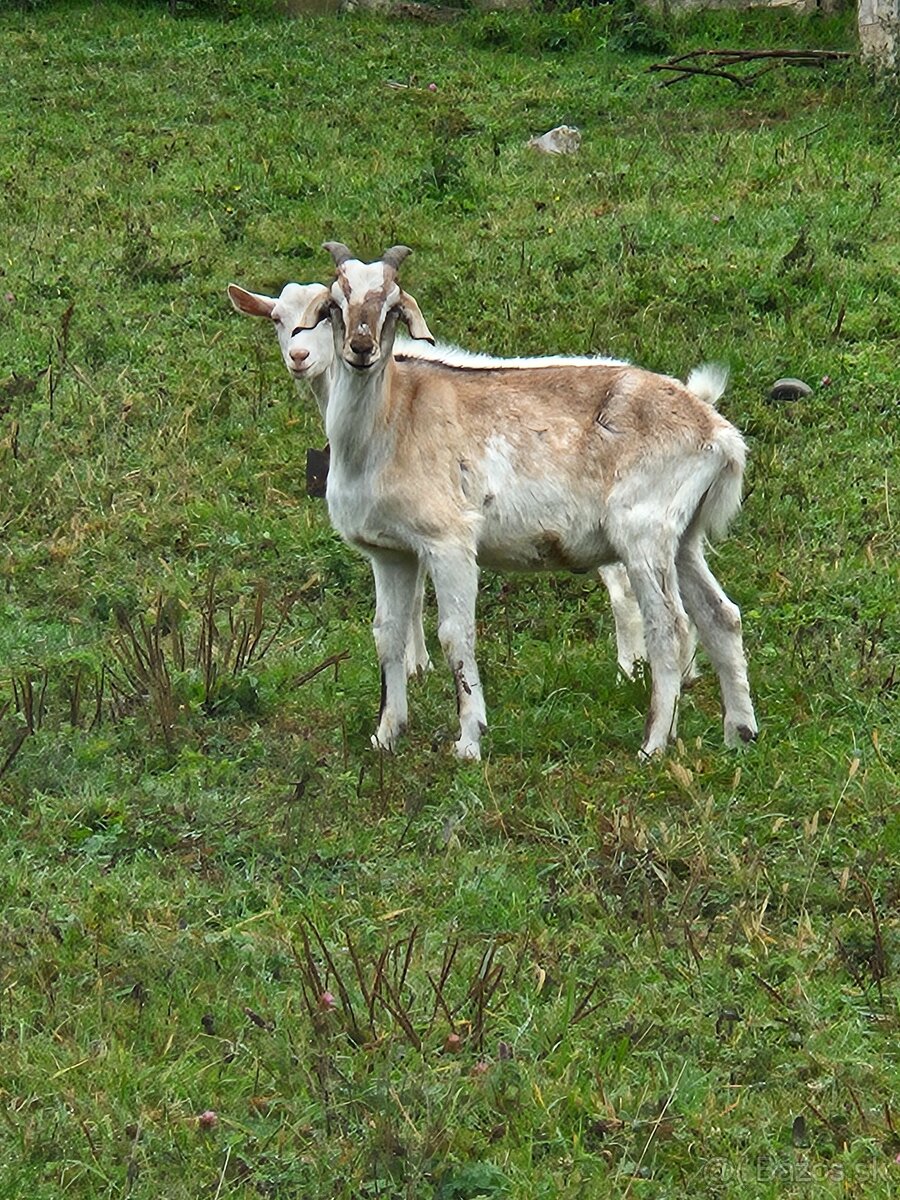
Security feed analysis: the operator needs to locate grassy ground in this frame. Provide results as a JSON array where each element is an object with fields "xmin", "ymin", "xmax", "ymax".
[{"xmin": 0, "ymin": 1, "xmax": 898, "ymax": 1196}]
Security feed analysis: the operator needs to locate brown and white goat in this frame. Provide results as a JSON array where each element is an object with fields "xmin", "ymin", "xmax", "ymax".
[
  {"xmin": 289, "ymin": 243, "xmax": 759, "ymax": 759},
  {"xmin": 227, "ymin": 279, "xmax": 695, "ymax": 685}
]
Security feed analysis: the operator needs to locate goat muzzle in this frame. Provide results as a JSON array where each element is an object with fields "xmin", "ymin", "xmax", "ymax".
[{"xmin": 348, "ymin": 332, "xmax": 378, "ymax": 363}]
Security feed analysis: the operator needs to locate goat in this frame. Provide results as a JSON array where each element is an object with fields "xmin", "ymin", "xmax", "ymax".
[
  {"xmin": 228, "ymin": 281, "xmax": 700, "ymax": 686},
  {"xmin": 240, "ymin": 247, "xmax": 759, "ymax": 758}
]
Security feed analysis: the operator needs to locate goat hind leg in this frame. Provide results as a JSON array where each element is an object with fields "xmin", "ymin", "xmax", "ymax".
[
  {"xmin": 676, "ymin": 540, "xmax": 757, "ymax": 747},
  {"xmin": 620, "ymin": 551, "xmax": 691, "ymax": 757},
  {"xmin": 600, "ymin": 562, "xmax": 699, "ymax": 683},
  {"xmin": 404, "ymin": 559, "xmax": 432, "ymax": 679},
  {"xmin": 599, "ymin": 563, "xmax": 647, "ymax": 679}
]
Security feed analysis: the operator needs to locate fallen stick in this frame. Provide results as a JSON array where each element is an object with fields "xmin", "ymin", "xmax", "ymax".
[
  {"xmin": 649, "ymin": 47, "xmax": 853, "ymax": 87},
  {"xmin": 293, "ymin": 650, "xmax": 350, "ymax": 688}
]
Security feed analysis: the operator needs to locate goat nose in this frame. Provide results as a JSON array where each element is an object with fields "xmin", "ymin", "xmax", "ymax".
[
  {"xmin": 349, "ymin": 334, "xmax": 375, "ymax": 357},
  {"xmin": 290, "ymin": 347, "xmax": 309, "ymax": 364}
]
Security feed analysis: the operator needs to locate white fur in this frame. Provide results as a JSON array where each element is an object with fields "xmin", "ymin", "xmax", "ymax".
[
  {"xmin": 685, "ymin": 362, "xmax": 729, "ymax": 408},
  {"xmin": 395, "ymin": 337, "xmax": 631, "ymax": 372}
]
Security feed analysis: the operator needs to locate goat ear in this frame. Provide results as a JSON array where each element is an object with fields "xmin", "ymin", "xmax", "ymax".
[
  {"xmin": 228, "ymin": 284, "xmax": 275, "ymax": 319},
  {"xmin": 397, "ymin": 291, "xmax": 434, "ymax": 344},
  {"xmin": 296, "ymin": 291, "xmax": 336, "ymax": 331}
]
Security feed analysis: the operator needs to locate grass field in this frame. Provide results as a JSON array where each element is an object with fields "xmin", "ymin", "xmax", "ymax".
[{"xmin": 0, "ymin": 1, "xmax": 898, "ymax": 1196}]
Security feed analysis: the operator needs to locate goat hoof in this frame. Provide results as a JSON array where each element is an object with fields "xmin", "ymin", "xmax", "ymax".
[
  {"xmin": 638, "ymin": 743, "xmax": 666, "ymax": 763},
  {"xmin": 371, "ymin": 723, "xmax": 405, "ymax": 753},
  {"xmin": 724, "ymin": 719, "xmax": 758, "ymax": 749},
  {"xmin": 454, "ymin": 739, "xmax": 482, "ymax": 762}
]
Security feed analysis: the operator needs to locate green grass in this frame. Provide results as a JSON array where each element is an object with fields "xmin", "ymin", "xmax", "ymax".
[{"xmin": 0, "ymin": 2, "xmax": 898, "ymax": 1196}]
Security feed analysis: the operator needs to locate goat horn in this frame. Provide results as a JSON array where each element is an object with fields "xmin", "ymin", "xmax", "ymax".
[
  {"xmin": 381, "ymin": 245, "xmax": 413, "ymax": 273},
  {"xmin": 323, "ymin": 241, "xmax": 355, "ymax": 267}
]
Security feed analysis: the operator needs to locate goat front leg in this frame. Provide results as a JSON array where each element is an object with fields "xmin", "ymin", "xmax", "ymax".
[
  {"xmin": 426, "ymin": 545, "xmax": 486, "ymax": 760},
  {"xmin": 404, "ymin": 559, "xmax": 432, "ymax": 679},
  {"xmin": 369, "ymin": 551, "xmax": 422, "ymax": 752}
]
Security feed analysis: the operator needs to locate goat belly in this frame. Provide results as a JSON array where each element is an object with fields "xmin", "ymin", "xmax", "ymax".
[
  {"xmin": 476, "ymin": 533, "xmax": 613, "ymax": 573},
  {"xmin": 476, "ymin": 508, "xmax": 616, "ymax": 572},
  {"xmin": 471, "ymin": 459, "xmax": 615, "ymax": 571}
]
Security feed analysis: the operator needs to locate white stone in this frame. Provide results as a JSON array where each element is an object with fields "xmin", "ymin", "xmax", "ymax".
[{"xmin": 527, "ymin": 125, "xmax": 582, "ymax": 155}]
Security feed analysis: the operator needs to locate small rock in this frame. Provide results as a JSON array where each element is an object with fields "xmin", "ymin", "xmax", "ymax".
[
  {"xmin": 527, "ymin": 125, "xmax": 581, "ymax": 155},
  {"xmin": 768, "ymin": 377, "xmax": 813, "ymax": 402}
]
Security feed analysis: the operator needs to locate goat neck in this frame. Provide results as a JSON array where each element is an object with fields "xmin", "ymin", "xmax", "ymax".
[{"xmin": 325, "ymin": 344, "xmax": 398, "ymax": 477}]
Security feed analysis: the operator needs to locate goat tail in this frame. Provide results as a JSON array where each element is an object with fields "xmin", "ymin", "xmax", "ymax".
[
  {"xmin": 686, "ymin": 362, "xmax": 729, "ymax": 409},
  {"xmin": 699, "ymin": 424, "xmax": 747, "ymax": 542}
]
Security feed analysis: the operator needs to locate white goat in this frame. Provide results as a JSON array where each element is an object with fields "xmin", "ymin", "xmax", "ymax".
[
  {"xmin": 227, "ymin": 282, "xmax": 334, "ymax": 417},
  {"xmin": 234, "ymin": 246, "xmax": 758, "ymax": 759}
]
